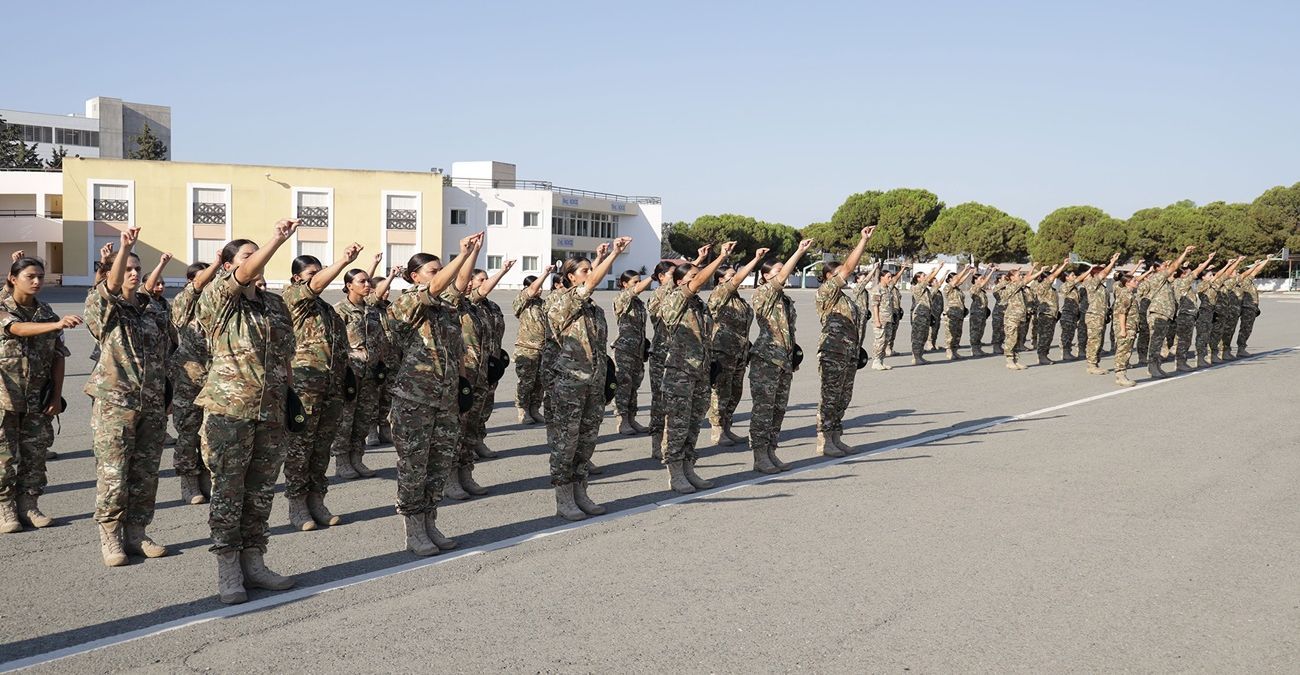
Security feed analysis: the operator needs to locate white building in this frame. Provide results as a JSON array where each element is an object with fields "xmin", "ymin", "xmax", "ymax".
[
  {"xmin": 0, "ymin": 170, "xmax": 64, "ymax": 278},
  {"xmin": 1, "ymin": 96, "xmax": 171, "ymax": 161},
  {"xmin": 442, "ymin": 161, "xmax": 662, "ymax": 289}
]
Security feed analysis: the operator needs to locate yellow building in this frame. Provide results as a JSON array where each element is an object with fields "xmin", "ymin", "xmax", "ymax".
[{"xmin": 61, "ymin": 157, "xmax": 444, "ymax": 286}]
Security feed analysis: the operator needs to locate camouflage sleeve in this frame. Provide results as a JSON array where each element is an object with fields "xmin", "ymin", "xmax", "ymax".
[
  {"xmin": 546, "ymin": 286, "xmax": 591, "ymax": 337},
  {"xmin": 706, "ymin": 281, "xmax": 736, "ymax": 314},
  {"xmin": 659, "ymin": 289, "xmax": 689, "ymax": 330},
  {"xmin": 751, "ymin": 280, "xmax": 783, "ymax": 319},
  {"xmin": 612, "ymin": 288, "xmax": 633, "ymax": 318},
  {"xmin": 83, "ymin": 282, "xmax": 119, "ymax": 342},
  {"xmin": 512, "ymin": 290, "xmax": 529, "ymax": 318},
  {"xmin": 280, "ymin": 282, "xmax": 319, "ymax": 323}
]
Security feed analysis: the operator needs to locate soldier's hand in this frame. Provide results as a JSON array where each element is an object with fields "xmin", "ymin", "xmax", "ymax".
[
  {"xmin": 121, "ymin": 226, "xmax": 141, "ymax": 249},
  {"xmin": 697, "ymin": 244, "xmax": 711, "ymax": 259},
  {"xmin": 720, "ymin": 241, "xmax": 737, "ymax": 257},
  {"xmin": 10, "ymin": 250, "xmax": 23, "ymax": 263},
  {"xmin": 99, "ymin": 243, "xmax": 114, "ymax": 262},
  {"xmin": 1110, "ymin": 251, "xmax": 1121, "ymax": 262},
  {"xmin": 1185, "ymin": 245, "xmax": 1196, "ymax": 253},
  {"xmin": 861, "ymin": 226, "xmax": 875, "ymax": 239},
  {"xmin": 274, "ymin": 218, "xmax": 300, "ymax": 240},
  {"xmin": 160, "ymin": 252, "xmax": 173, "ymax": 266},
  {"xmin": 613, "ymin": 236, "xmax": 632, "ymax": 254},
  {"xmin": 390, "ymin": 265, "xmax": 404, "ymax": 278},
  {"xmin": 60, "ymin": 315, "xmax": 84, "ymax": 329},
  {"xmin": 544, "ymin": 264, "xmax": 556, "ymax": 274},
  {"xmin": 755, "ymin": 247, "xmax": 771, "ymax": 259},
  {"xmin": 502, "ymin": 259, "xmax": 517, "ymax": 272},
  {"xmin": 343, "ymin": 242, "xmax": 363, "ymax": 263},
  {"xmin": 596, "ymin": 242, "xmax": 611, "ymax": 259},
  {"xmin": 798, "ymin": 238, "xmax": 815, "ymax": 252}
]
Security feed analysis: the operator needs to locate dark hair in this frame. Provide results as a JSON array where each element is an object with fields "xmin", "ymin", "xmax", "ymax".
[
  {"xmin": 618, "ymin": 269, "xmax": 640, "ymax": 287},
  {"xmin": 291, "ymin": 255, "xmax": 322, "ymax": 278},
  {"xmin": 945, "ymin": 271, "xmax": 956, "ymax": 283},
  {"xmin": 1115, "ymin": 271, "xmax": 1132, "ymax": 285},
  {"xmin": 472, "ymin": 268, "xmax": 487, "ymax": 278},
  {"xmin": 220, "ymin": 239, "xmax": 257, "ymax": 265},
  {"xmin": 342, "ymin": 268, "xmax": 370, "ymax": 287},
  {"xmin": 522, "ymin": 275, "xmax": 538, "ymax": 287},
  {"xmin": 912, "ymin": 272, "xmax": 923, "ymax": 284},
  {"xmin": 7, "ymin": 257, "xmax": 45, "ymax": 289},
  {"xmin": 759, "ymin": 260, "xmax": 780, "ymax": 277},
  {"xmin": 820, "ymin": 261, "xmax": 841, "ymax": 282},
  {"xmin": 559, "ymin": 257, "xmax": 591, "ymax": 288},
  {"xmin": 372, "ymin": 275, "xmax": 386, "ymax": 284},
  {"xmin": 671, "ymin": 263, "xmax": 695, "ymax": 284},
  {"xmin": 713, "ymin": 264, "xmax": 734, "ymax": 285},
  {"xmin": 186, "ymin": 262, "xmax": 209, "ymax": 280},
  {"xmin": 404, "ymin": 253, "xmax": 441, "ymax": 283},
  {"xmin": 94, "ymin": 261, "xmax": 109, "ymax": 273},
  {"xmin": 653, "ymin": 261, "xmax": 674, "ymax": 282}
]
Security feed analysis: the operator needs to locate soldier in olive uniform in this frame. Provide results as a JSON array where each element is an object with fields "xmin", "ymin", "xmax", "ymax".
[
  {"xmin": 1000, "ymin": 264, "xmax": 1042, "ymax": 370},
  {"xmin": 546, "ymin": 237, "xmax": 632, "ymax": 520},
  {"xmin": 1112, "ymin": 270, "xmax": 1144, "ymax": 387},
  {"xmin": 926, "ymin": 274, "xmax": 944, "ymax": 351},
  {"xmin": 170, "ymin": 260, "xmax": 221, "ymax": 504},
  {"xmin": 942, "ymin": 265, "xmax": 974, "ymax": 360},
  {"xmin": 1172, "ymin": 253, "xmax": 1217, "ymax": 370},
  {"xmin": 749, "ymin": 239, "xmax": 816, "ymax": 474},
  {"xmin": 85, "ymin": 229, "xmax": 174, "ymax": 567},
  {"xmin": 815, "ymin": 227, "xmax": 874, "ymax": 456},
  {"xmin": 468, "ymin": 263, "xmax": 512, "ymax": 460},
  {"xmin": 1236, "ymin": 259, "xmax": 1267, "ymax": 356},
  {"xmin": 1081, "ymin": 253, "xmax": 1121, "ymax": 374},
  {"xmin": 660, "ymin": 241, "xmax": 735, "ymax": 492},
  {"xmin": 886, "ymin": 279, "xmax": 904, "ymax": 356},
  {"xmin": 1195, "ymin": 261, "xmax": 1226, "ymax": 367},
  {"xmin": 706, "ymin": 250, "xmax": 766, "ymax": 445},
  {"xmin": 0, "ymin": 257, "xmax": 78, "ymax": 534},
  {"xmin": 612, "ymin": 269, "xmax": 654, "ymax": 435},
  {"xmin": 1032, "ymin": 258, "xmax": 1070, "ymax": 365},
  {"xmin": 332, "ymin": 264, "xmax": 397, "ymax": 481},
  {"xmin": 1217, "ymin": 265, "xmax": 1247, "ymax": 359},
  {"xmin": 1058, "ymin": 268, "xmax": 1083, "ymax": 361},
  {"xmin": 908, "ymin": 267, "xmax": 941, "ymax": 365},
  {"xmin": 967, "ymin": 268, "xmax": 994, "ymax": 356},
  {"xmin": 513, "ymin": 269, "xmax": 553, "ymax": 424},
  {"xmin": 646, "ymin": 261, "xmax": 674, "ymax": 460},
  {"xmin": 1134, "ymin": 273, "xmax": 1154, "ymax": 366},
  {"xmin": 990, "ymin": 274, "xmax": 1009, "ymax": 350},
  {"xmin": 1144, "ymin": 246, "xmax": 1196, "ymax": 378},
  {"xmin": 443, "ymin": 237, "xmax": 490, "ymax": 500},
  {"xmin": 363, "ymin": 272, "xmax": 397, "ymax": 446},
  {"xmin": 869, "ymin": 267, "xmax": 900, "ymax": 370}
]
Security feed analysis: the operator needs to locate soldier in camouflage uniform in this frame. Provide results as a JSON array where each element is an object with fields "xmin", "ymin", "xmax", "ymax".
[
  {"xmin": 85, "ymin": 231, "xmax": 174, "ymax": 567},
  {"xmin": 908, "ymin": 267, "xmax": 941, "ymax": 365},
  {"xmin": 443, "ymin": 237, "xmax": 489, "ymax": 501},
  {"xmin": 1172, "ymin": 253, "xmax": 1217, "ymax": 370},
  {"xmin": 1081, "ymin": 253, "xmax": 1121, "ymax": 374},
  {"xmin": 749, "ymin": 239, "xmax": 815, "ymax": 474},
  {"xmin": 362, "ymin": 271, "xmax": 397, "ymax": 446},
  {"xmin": 1216, "ymin": 266, "xmax": 1246, "ymax": 359},
  {"xmin": 513, "ymin": 269, "xmax": 552, "ymax": 424},
  {"xmin": 170, "ymin": 260, "xmax": 221, "ymax": 505},
  {"xmin": 467, "ymin": 262, "xmax": 513, "ymax": 462},
  {"xmin": 1236, "ymin": 259, "xmax": 1266, "ymax": 356},
  {"xmin": 886, "ymin": 281, "xmax": 903, "ymax": 356},
  {"xmin": 196, "ymin": 222, "xmax": 301, "ymax": 603},
  {"xmin": 967, "ymin": 268, "xmax": 993, "ymax": 357},
  {"xmin": 1134, "ymin": 273, "xmax": 1154, "ymax": 366},
  {"xmin": 707, "ymin": 250, "xmax": 765, "ymax": 443},
  {"xmin": 0, "ymin": 257, "xmax": 77, "ymax": 534},
  {"xmin": 1144, "ymin": 246, "xmax": 1196, "ymax": 378},
  {"xmin": 660, "ymin": 242, "xmax": 735, "ymax": 492},
  {"xmin": 869, "ymin": 267, "xmax": 900, "ymax": 369},
  {"xmin": 1195, "ymin": 261, "xmax": 1225, "ymax": 367},
  {"xmin": 385, "ymin": 234, "xmax": 480, "ymax": 557},
  {"xmin": 926, "ymin": 275, "xmax": 944, "ymax": 351},
  {"xmin": 281, "ymin": 246, "xmax": 358, "ymax": 531},
  {"xmin": 990, "ymin": 274, "xmax": 1008, "ymax": 351},
  {"xmin": 612, "ymin": 269, "xmax": 654, "ymax": 436},
  {"xmin": 546, "ymin": 237, "xmax": 631, "ymax": 520},
  {"xmin": 646, "ymin": 261, "xmax": 674, "ymax": 460},
  {"xmin": 1058, "ymin": 268, "xmax": 1083, "ymax": 361},
  {"xmin": 942, "ymin": 265, "xmax": 974, "ymax": 360},
  {"xmin": 1033, "ymin": 258, "xmax": 1070, "ymax": 365},
  {"xmin": 815, "ymin": 228, "xmax": 873, "ymax": 456},
  {"xmin": 332, "ymin": 264, "xmax": 396, "ymax": 482},
  {"xmin": 1112, "ymin": 270, "xmax": 1144, "ymax": 387},
  {"xmin": 1000, "ymin": 264, "xmax": 1041, "ymax": 370},
  {"xmin": 1209, "ymin": 260, "xmax": 1240, "ymax": 362}
]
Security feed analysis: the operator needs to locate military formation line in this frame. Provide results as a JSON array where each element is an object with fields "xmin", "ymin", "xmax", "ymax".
[{"xmin": 0, "ymin": 223, "xmax": 1267, "ymax": 605}]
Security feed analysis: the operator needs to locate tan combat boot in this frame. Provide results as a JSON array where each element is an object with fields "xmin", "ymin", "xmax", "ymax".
[
  {"xmin": 458, "ymin": 466, "xmax": 488, "ymax": 496},
  {"xmin": 404, "ymin": 514, "xmax": 439, "ymax": 556},
  {"xmin": 666, "ymin": 461, "xmax": 697, "ymax": 494},
  {"xmin": 1115, "ymin": 370, "xmax": 1136, "ymax": 388},
  {"xmin": 517, "ymin": 407, "xmax": 532, "ymax": 424},
  {"xmin": 682, "ymin": 459, "xmax": 714, "ymax": 490},
  {"xmin": 306, "ymin": 493, "xmax": 341, "ymax": 527},
  {"xmin": 752, "ymin": 448, "xmax": 779, "ymax": 474},
  {"xmin": 240, "ymin": 548, "xmax": 295, "ymax": 590},
  {"xmin": 710, "ymin": 426, "xmax": 735, "ymax": 447},
  {"xmin": 650, "ymin": 432, "xmax": 663, "ymax": 461},
  {"xmin": 287, "ymin": 496, "xmax": 318, "ymax": 531},
  {"xmin": 768, "ymin": 447, "xmax": 791, "ymax": 471},
  {"xmin": 723, "ymin": 426, "xmax": 747, "ymax": 444},
  {"xmin": 124, "ymin": 523, "xmax": 169, "ymax": 558},
  {"xmin": 832, "ymin": 431, "xmax": 856, "ymax": 455},
  {"xmin": 1086, "ymin": 363, "xmax": 1107, "ymax": 375},
  {"xmin": 554, "ymin": 484, "xmax": 587, "ymax": 521},
  {"xmin": 350, "ymin": 451, "xmax": 376, "ymax": 478},
  {"xmin": 629, "ymin": 418, "xmax": 650, "ymax": 433},
  {"xmin": 216, "ymin": 551, "xmax": 247, "ymax": 604},
  {"xmin": 99, "ymin": 522, "xmax": 127, "ymax": 567},
  {"xmin": 0, "ymin": 500, "xmax": 22, "ymax": 534},
  {"xmin": 334, "ymin": 453, "xmax": 360, "ymax": 480},
  {"xmin": 870, "ymin": 359, "xmax": 890, "ymax": 371},
  {"xmin": 180, "ymin": 475, "xmax": 207, "ymax": 505},
  {"xmin": 573, "ymin": 479, "xmax": 607, "ymax": 515},
  {"xmin": 424, "ymin": 512, "xmax": 458, "ymax": 550},
  {"xmin": 17, "ymin": 494, "xmax": 52, "ymax": 528},
  {"xmin": 443, "ymin": 468, "xmax": 470, "ymax": 501},
  {"xmin": 472, "ymin": 439, "xmax": 498, "ymax": 460},
  {"xmin": 816, "ymin": 432, "xmax": 845, "ymax": 458},
  {"xmin": 1175, "ymin": 358, "xmax": 1193, "ymax": 372},
  {"xmin": 946, "ymin": 348, "xmax": 958, "ymax": 360}
]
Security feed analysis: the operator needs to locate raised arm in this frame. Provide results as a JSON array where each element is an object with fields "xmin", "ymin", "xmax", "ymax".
[
  {"xmin": 1169, "ymin": 245, "xmax": 1195, "ymax": 273},
  {"xmin": 5, "ymin": 313, "xmax": 83, "ymax": 338},
  {"xmin": 733, "ymin": 247, "xmax": 770, "ymax": 284},
  {"xmin": 771, "ymin": 238, "xmax": 816, "ymax": 287},
  {"xmin": 688, "ymin": 241, "xmax": 736, "ymax": 294},
  {"xmin": 374, "ymin": 265, "xmax": 401, "ymax": 298},
  {"xmin": 586, "ymin": 236, "xmax": 633, "ymax": 292},
  {"xmin": 454, "ymin": 235, "xmax": 481, "ymax": 293},
  {"xmin": 193, "ymin": 256, "xmax": 221, "ymax": 291},
  {"xmin": 1190, "ymin": 251, "xmax": 1217, "ymax": 279},
  {"xmin": 1099, "ymin": 251, "xmax": 1122, "ymax": 279},
  {"xmin": 366, "ymin": 253, "xmax": 382, "ymax": 279},
  {"xmin": 921, "ymin": 263, "xmax": 942, "ymax": 287},
  {"xmin": 693, "ymin": 245, "xmax": 711, "ymax": 267},
  {"xmin": 836, "ymin": 226, "xmax": 875, "ymax": 282},
  {"xmin": 106, "ymin": 227, "xmax": 140, "ymax": 294},
  {"xmin": 427, "ymin": 232, "xmax": 482, "ymax": 296},
  {"xmin": 524, "ymin": 264, "xmax": 554, "ymax": 298},
  {"xmin": 235, "ymin": 219, "xmax": 298, "ymax": 286},
  {"xmin": 592, "ymin": 242, "xmax": 610, "ymax": 268},
  {"xmin": 1045, "ymin": 257, "xmax": 1070, "ymax": 285},
  {"xmin": 477, "ymin": 259, "xmax": 516, "ymax": 297},
  {"xmin": 309, "ymin": 242, "xmax": 362, "ymax": 293},
  {"xmin": 145, "ymin": 252, "xmax": 173, "ymax": 292},
  {"xmin": 954, "ymin": 264, "xmax": 975, "ymax": 288},
  {"xmin": 631, "ymin": 274, "xmax": 655, "ymax": 295}
]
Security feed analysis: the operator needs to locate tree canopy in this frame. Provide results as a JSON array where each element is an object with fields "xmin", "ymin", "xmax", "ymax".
[
  {"xmin": 129, "ymin": 123, "xmax": 168, "ymax": 160},
  {"xmin": 1029, "ymin": 206, "xmax": 1111, "ymax": 263},
  {"xmin": 666, "ymin": 213, "xmax": 800, "ymax": 264},
  {"xmin": 924, "ymin": 202, "xmax": 1033, "ymax": 262},
  {"xmin": 0, "ymin": 115, "xmax": 45, "ymax": 169},
  {"xmin": 830, "ymin": 188, "xmax": 942, "ymax": 258}
]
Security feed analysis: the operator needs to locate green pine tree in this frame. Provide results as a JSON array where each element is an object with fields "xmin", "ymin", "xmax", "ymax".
[
  {"xmin": 0, "ymin": 115, "xmax": 44, "ymax": 169},
  {"xmin": 46, "ymin": 145, "xmax": 69, "ymax": 170},
  {"xmin": 129, "ymin": 122, "xmax": 169, "ymax": 160}
]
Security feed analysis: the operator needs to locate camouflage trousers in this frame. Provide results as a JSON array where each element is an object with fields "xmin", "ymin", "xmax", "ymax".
[
  {"xmin": 708, "ymin": 350, "xmax": 747, "ymax": 428},
  {"xmin": 991, "ymin": 305, "xmax": 1006, "ymax": 349},
  {"xmin": 458, "ymin": 367, "xmax": 489, "ymax": 468},
  {"xmin": 969, "ymin": 309, "xmax": 989, "ymax": 348},
  {"xmin": 648, "ymin": 348, "xmax": 668, "ymax": 435},
  {"xmin": 817, "ymin": 351, "xmax": 856, "ymax": 434},
  {"xmin": 910, "ymin": 310, "xmax": 931, "ymax": 358},
  {"xmin": 333, "ymin": 376, "xmax": 380, "ymax": 459},
  {"xmin": 171, "ymin": 379, "xmax": 206, "ymax": 477},
  {"xmin": 1035, "ymin": 313, "xmax": 1058, "ymax": 357},
  {"xmin": 1135, "ymin": 310, "xmax": 1150, "ymax": 362},
  {"xmin": 514, "ymin": 346, "xmax": 544, "ymax": 413},
  {"xmin": 391, "ymin": 393, "xmax": 458, "ymax": 515},
  {"xmin": 928, "ymin": 311, "xmax": 942, "ymax": 347},
  {"xmin": 886, "ymin": 313, "xmax": 902, "ymax": 353},
  {"xmin": 1002, "ymin": 309, "xmax": 1028, "ymax": 358},
  {"xmin": 1114, "ymin": 328, "xmax": 1136, "ymax": 373},
  {"xmin": 1084, "ymin": 313, "xmax": 1107, "ymax": 366},
  {"xmin": 663, "ymin": 364, "xmax": 709, "ymax": 464},
  {"xmin": 944, "ymin": 309, "xmax": 964, "ymax": 349},
  {"xmin": 1217, "ymin": 308, "xmax": 1241, "ymax": 355},
  {"xmin": 93, "ymin": 399, "xmax": 166, "ymax": 526},
  {"xmin": 201, "ymin": 413, "xmax": 286, "ymax": 554},
  {"xmin": 1174, "ymin": 312, "xmax": 1197, "ymax": 360},
  {"xmin": 283, "ymin": 393, "xmax": 343, "ymax": 499},
  {"xmin": 474, "ymin": 367, "xmax": 500, "ymax": 447},
  {"xmin": 613, "ymin": 346, "xmax": 645, "ymax": 419},
  {"xmin": 0, "ymin": 410, "xmax": 54, "ymax": 501},
  {"xmin": 1147, "ymin": 315, "xmax": 1173, "ymax": 363},
  {"xmin": 1195, "ymin": 309, "xmax": 1215, "ymax": 360},
  {"xmin": 1237, "ymin": 306, "xmax": 1259, "ymax": 351},
  {"xmin": 749, "ymin": 358, "xmax": 793, "ymax": 456},
  {"xmin": 871, "ymin": 320, "xmax": 894, "ymax": 359},
  {"xmin": 1060, "ymin": 310, "xmax": 1082, "ymax": 352},
  {"xmin": 547, "ymin": 370, "xmax": 605, "ymax": 486}
]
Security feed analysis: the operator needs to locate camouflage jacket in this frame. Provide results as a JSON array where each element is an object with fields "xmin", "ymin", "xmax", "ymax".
[
  {"xmin": 871, "ymin": 284, "xmax": 898, "ymax": 320},
  {"xmin": 1146, "ymin": 271, "xmax": 1177, "ymax": 320},
  {"xmin": 1060, "ymin": 279, "xmax": 1081, "ymax": 315},
  {"xmin": 282, "ymin": 282, "xmax": 349, "ymax": 403},
  {"xmin": 612, "ymin": 287, "xmax": 648, "ymax": 355},
  {"xmin": 991, "ymin": 279, "xmax": 1009, "ymax": 306},
  {"xmin": 471, "ymin": 290, "xmax": 505, "ymax": 357},
  {"xmin": 1003, "ymin": 278, "xmax": 1031, "ymax": 315},
  {"xmin": 387, "ymin": 284, "xmax": 461, "ymax": 406},
  {"xmin": 707, "ymin": 280, "xmax": 753, "ymax": 354},
  {"xmin": 1222, "ymin": 278, "xmax": 1245, "ymax": 311},
  {"xmin": 910, "ymin": 280, "xmax": 933, "ymax": 317},
  {"xmin": 751, "ymin": 279, "xmax": 796, "ymax": 366},
  {"xmin": 969, "ymin": 287, "xmax": 988, "ymax": 315},
  {"xmin": 1035, "ymin": 279, "xmax": 1060, "ymax": 317},
  {"xmin": 1081, "ymin": 276, "xmax": 1108, "ymax": 316},
  {"xmin": 815, "ymin": 276, "xmax": 860, "ymax": 356},
  {"xmin": 1240, "ymin": 278, "xmax": 1259, "ymax": 308},
  {"xmin": 170, "ymin": 282, "xmax": 210, "ymax": 391},
  {"xmin": 545, "ymin": 285, "xmax": 608, "ymax": 383},
  {"xmin": 0, "ymin": 296, "xmax": 71, "ymax": 413},
  {"xmin": 1173, "ymin": 277, "xmax": 1198, "ymax": 315},
  {"xmin": 194, "ymin": 273, "xmax": 295, "ymax": 422},
  {"xmin": 83, "ymin": 283, "xmax": 171, "ymax": 411},
  {"xmin": 366, "ymin": 295, "xmax": 398, "ymax": 364},
  {"xmin": 334, "ymin": 297, "xmax": 386, "ymax": 377},
  {"xmin": 928, "ymin": 284, "xmax": 944, "ymax": 315},
  {"xmin": 1114, "ymin": 286, "xmax": 1138, "ymax": 329},
  {"xmin": 659, "ymin": 285, "xmax": 711, "ymax": 370},
  {"xmin": 513, "ymin": 289, "xmax": 550, "ymax": 351},
  {"xmin": 648, "ymin": 283, "xmax": 672, "ymax": 355},
  {"xmin": 942, "ymin": 284, "xmax": 966, "ymax": 313},
  {"xmin": 444, "ymin": 287, "xmax": 486, "ymax": 373}
]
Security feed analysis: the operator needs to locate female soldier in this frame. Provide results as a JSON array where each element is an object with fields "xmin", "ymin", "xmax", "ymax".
[
  {"xmin": 990, "ymin": 272, "xmax": 1009, "ymax": 352},
  {"xmin": 196, "ymin": 221, "xmax": 300, "ymax": 603},
  {"xmin": 386, "ymin": 233, "xmax": 480, "ymax": 556},
  {"xmin": 749, "ymin": 238, "xmax": 816, "ymax": 474},
  {"xmin": 1113, "ymin": 268, "xmax": 1153, "ymax": 387},
  {"xmin": 869, "ymin": 268, "xmax": 896, "ymax": 370},
  {"xmin": 612, "ymin": 269, "xmax": 654, "ymax": 436},
  {"xmin": 942, "ymin": 265, "xmax": 974, "ymax": 360},
  {"xmin": 968, "ymin": 268, "xmax": 995, "ymax": 356},
  {"xmin": 999, "ymin": 264, "xmax": 1042, "ymax": 370},
  {"xmin": 85, "ymin": 227, "xmax": 173, "ymax": 566},
  {"xmin": 706, "ymin": 248, "xmax": 767, "ymax": 445},
  {"xmin": 660, "ymin": 241, "xmax": 736, "ymax": 493},
  {"xmin": 0, "ymin": 257, "xmax": 78, "ymax": 534},
  {"xmin": 547, "ymin": 236, "xmax": 632, "ymax": 520},
  {"xmin": 649, "ymin": 248, "xmax": 707, "ymax": 459},
  {"xmin": 815, "ymin": 227, "xmax": 874, "ymax": 457},
  {"xmin": 364, "ymin": 262, "xmax": 396, "ymax": 447},
  {"xmin": 282, "ymin": 245, "xmax": 360, "ymax": 531},
  {"xmin": 442, "ymin": 237, "xmax": 489, "ymax": 501},
  {"xmin": 1081, "ymin": 252, "xmax": 1121, "ymax": 374},
  {"xmin": 171, "ymin": 259, "xmax": 221, "ymax": 504},
  {"xmin": 927, "ymin": 273, "xmax": 945, "ymax": 352},
  {"xmin": 908, "ymin": 266, "xmax": 941, "ymax": 365},
  {"xmin": 466, "ymin": 261, "xmax": 514, "ymax": 459},
  {"xmin": 513, "ymin": 268, "xmax": 553, "ymax": 424},
  {"xmin": 332, "ymin": 265, "xmax": 397, "ymax": 481}
]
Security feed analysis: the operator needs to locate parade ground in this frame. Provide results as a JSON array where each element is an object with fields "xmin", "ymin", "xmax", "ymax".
[{"xmin": 2, "ymin": 288, "xmax": 1298, "ymax": 673}]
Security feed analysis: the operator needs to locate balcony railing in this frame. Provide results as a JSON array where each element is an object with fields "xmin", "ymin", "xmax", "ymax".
[{"xmin": 443, "ymin": 176, "xmax": 661, "ymax": 204}]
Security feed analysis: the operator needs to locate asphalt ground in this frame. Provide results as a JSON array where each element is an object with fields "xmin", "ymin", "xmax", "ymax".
[{"xmin": 2, "ymin": 287, "xmax": 1298, "ymax": 672}]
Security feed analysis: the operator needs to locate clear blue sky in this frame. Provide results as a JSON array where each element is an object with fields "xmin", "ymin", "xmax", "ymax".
[{"xmin": 7, "ymin": 0, "xmax": 1299, "ymax": 229}]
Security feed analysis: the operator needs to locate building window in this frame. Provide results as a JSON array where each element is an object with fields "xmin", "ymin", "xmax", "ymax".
[
  {"xmin": 487, "ymin": 255, "xmax": 503, "ymax": 270},
  {"xmin": 523, "ymin": 211, "xmax": 540, "ymax": 228},
  {"xmin": 387, "ymin": 243, "xmax": 415, "ymax": 271},
  {"xmin": 522, "ymin": 256, "xmax": 539, "ymax": 272},
  {"xmin": 386, "ymin": 194, "xmax": 418, "ymax": 230},
  {"xmin": 192, "ymin": 187, "xmax": 227, "ymax": 225},
  {"xmin": 296, "ymin": 191, "xmax": 330, "ymax": 228},
  {"xmin": 194, "ymin": 238, "xmax": 224, "ymax": 264},
  {"xmin": 18, "ymin": 125, "xmax": 53, "ymax": 144},
  {"xmin": 450, "ymin": 209, "xmax": 467, "ymax": 225},
  {"xmin": 93, "ymin": 184, "xmax": 130, "ymax": 222},
  {"xmin": 298, "ymin": 240, "xmax": 330, "ymax": 260},
  {"xmin": 54, "ymin": 128, "xmax": 99, "ymax": 147},
  {"xmin": 487, "ymin": 210, "xmax": 504, "ymax": 226}
]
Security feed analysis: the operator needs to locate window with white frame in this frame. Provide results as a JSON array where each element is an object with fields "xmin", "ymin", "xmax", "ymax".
[
  {"xmin": 487, "ymin": 255, "xmax": 503, "ymax": 270},
  {"xmin": 450, "ymin": 209, "xmax": 467, "ymax": 225},
  {"xmin": 487, "ymin": 210, "xmax": 504, "ymax": 226},
  {"xmin": 296, "ymin": 191, "xmax": 330, "ymax": 228},
  {"xmin": 192, "ymin": 187, "xmax": 227, "ymax": 225},
  {"xmin": 93, "ymin": 184, "xmax": 130, "ymax": 222},
  {"xmin": 194, "ymin": 238, "xmax": 224, "ymax": 264},
  {"xmin": 386, "ymin": 194, "xmax": 417, "ymax": 230},
  {"xmin": 298, "ymin": 240, "xmax": 330, "ymax": 260},
  {"xmin": 386, "ymin": 243, "xmax": 415, "ymax": 271},
  {"xmin": 523, "ymin": 211, "xmax": 540, "ymax": 228},
  {"xmin": 522, "ymin": 256, "xmax": 539, "ymax": 272}
]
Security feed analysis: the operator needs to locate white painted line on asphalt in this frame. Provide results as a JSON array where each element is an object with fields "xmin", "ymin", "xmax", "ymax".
[{"xmin": 5, "ymin": 344, "xmax": 1297, "ymax": 673}]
